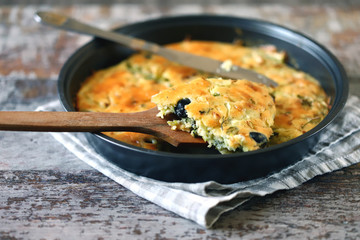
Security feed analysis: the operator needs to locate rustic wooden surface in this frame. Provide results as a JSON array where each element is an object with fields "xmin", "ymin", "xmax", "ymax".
[{"xmin": 1, "ymin": 1, "xmax": 360, "ymax": 239}]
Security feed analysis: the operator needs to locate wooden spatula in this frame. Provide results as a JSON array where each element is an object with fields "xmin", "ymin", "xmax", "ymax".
[{"xmin": 0, "ymin": 108, "xmax": 205, "ymax": 147}]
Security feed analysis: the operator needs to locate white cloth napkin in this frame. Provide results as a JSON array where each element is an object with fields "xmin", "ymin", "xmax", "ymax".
[{"xmin": 37, "ymin": 95, "xmax": 360, "ymax": 228}]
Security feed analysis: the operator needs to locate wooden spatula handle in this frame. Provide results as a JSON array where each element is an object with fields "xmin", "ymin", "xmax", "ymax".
[
  {"xmin": 0, "ymin": 109, "xmax": 205, "ymax": 146},
  {"xmin": 0, "ymin": 110, "xmax": 161, "ymax": 132}
]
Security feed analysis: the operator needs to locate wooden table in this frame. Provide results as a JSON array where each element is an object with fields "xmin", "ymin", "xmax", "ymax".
[{"xmin": 1, "ymin": 1, "xmax": 359, "ymax": 239}]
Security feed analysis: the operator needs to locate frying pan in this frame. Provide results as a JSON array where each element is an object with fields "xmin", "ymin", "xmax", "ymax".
[{"xmin": 58, "ymin": 15, "xmax": 348, "ymax": 183}]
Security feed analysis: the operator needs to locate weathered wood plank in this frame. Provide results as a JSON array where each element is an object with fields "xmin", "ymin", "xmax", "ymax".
[
  {"xmin": 1, "ymin": 3, "xmax": 360, "ymax": 79},
  {"xmin": 0, "ymin": 169, "xmax": 359, "ymax": 239},
  {"xmin": 1, "ymin": 2, "xmax": 360, "ymax": 239}
]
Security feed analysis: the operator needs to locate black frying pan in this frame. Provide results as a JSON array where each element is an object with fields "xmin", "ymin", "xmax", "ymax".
[{"xmin": 58, "ymin": 15, "xmax": 348, "ymax": 183}]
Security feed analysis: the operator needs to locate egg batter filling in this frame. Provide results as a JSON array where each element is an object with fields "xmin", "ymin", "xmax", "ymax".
[
  {"xmin": 76, "ymin": 40, "xmax": 329, "ymax": 152},
  {"xmin": 151, "ymin": 77, "xmax": 276, "ymax": 153}
]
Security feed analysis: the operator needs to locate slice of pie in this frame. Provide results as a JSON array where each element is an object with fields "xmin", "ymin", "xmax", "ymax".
[{"xmin": 152, "ymin": 77, "xmax": 276, "ymax": 153}]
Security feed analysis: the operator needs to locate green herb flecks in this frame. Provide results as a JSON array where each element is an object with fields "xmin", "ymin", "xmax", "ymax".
[{"xmin": 297, "ymin": 95, "xmax": 313, "ymax": 107}]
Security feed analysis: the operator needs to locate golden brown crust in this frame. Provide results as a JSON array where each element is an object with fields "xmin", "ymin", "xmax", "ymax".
[
  {"xmin": 152, "ymin": 77, "xmax": 276, "ymax": 153},
  {"xmin": 76, "ymin": 40, "xmax": 329, "ymax": 151}
]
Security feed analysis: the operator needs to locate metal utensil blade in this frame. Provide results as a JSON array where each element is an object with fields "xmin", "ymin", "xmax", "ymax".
[{"xmin": 35, "ymin": 11, "xmax": 278, "ymax": 87}]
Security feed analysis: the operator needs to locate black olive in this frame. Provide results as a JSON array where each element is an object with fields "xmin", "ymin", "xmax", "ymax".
[
  {"xmin": 175, "ymin": 98, "xmax": 191, "ymax": 118},
  {"xmin": 249, "ymin": 132, "xmax": 268, "ymax": 147}
]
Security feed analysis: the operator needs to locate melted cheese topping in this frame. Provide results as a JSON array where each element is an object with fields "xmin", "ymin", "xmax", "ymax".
[{"xmin": 76, "ymin": 40, "xmax": 329, "ymax": 151}]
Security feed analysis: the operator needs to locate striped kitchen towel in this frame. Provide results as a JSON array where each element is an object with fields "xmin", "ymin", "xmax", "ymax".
[{"xmin": 38, "ymin": 95, "xmax": 360, "ymax": 228}]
